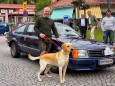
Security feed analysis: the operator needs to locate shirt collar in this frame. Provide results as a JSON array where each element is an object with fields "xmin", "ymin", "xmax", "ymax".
[{"xmin": 43, "ymin": 15, "xmax": 49, "ymax": 19}]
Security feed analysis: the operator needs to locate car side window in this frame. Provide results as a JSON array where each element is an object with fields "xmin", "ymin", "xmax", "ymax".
[
  {"xmin": 15, "ymin": 25, "xmax": 26, "ymax": 34},
  {"xmin": 26, "ymin": 24, "xmax": 36, "ymax": 36}
]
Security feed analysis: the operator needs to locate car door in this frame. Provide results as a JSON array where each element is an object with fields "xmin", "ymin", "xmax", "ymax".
[
  {"xmin": 14, "ymin": 25, "xmax": 27, "ymax": 52},
  {"xmin": 23, "ymin": 24, "xmax": 40, "ymax": 56}
]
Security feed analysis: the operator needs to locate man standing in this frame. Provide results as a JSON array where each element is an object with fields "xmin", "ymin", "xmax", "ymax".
[
  {"xmin": 87, "ymin": 11, "xmax": 98, "ymax": 40},
  {"xmin": 34, "ymin": 7, "xmax": 61, "ymax": 55},
  {"xmin": 78, "ymin": 14, "xmax": 88, "ymax": 39},
  {"xmin": 101, "ymin": 10, "xmax": 115, "ymax": 45}
]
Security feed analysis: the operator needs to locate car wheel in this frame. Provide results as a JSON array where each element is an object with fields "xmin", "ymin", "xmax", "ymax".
[
  {"xmin": 50, "ymin": 66, "xmax": 59, "ymax": 73},
  {"xmin": 11, "ymin": 42, "xmax": 20, "ymax": 58}
]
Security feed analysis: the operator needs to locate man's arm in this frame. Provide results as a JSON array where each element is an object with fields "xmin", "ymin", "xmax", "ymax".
[
  {"xmin": 93, "ymin": 15, "xmax": 98, "ymax": 26},
  {"xmin": 113, "ymin": 17, "xmax": 115, "ymax": 31},
  {"xmin": 51, "ymin": 21, "xmax": 59, "ymax": 38},
  {"xmin": 101, "ymin": 18, "xmax": 105, "ymax": 31}
]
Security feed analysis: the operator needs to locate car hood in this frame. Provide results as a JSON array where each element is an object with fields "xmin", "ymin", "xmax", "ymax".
[{"xmin": 60, "ymin": 36, "xmax": 113, "ymax": 50}]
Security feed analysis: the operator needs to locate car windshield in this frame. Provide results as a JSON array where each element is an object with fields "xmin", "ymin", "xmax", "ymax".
[{"xmin": 55, "ymin": 23, "xmax": 80, "ymax": 37}]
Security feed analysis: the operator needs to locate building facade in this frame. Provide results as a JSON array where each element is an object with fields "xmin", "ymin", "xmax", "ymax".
[{"xmin": 0, "ymin": 4, "xmax": 35, "ymax": 23}]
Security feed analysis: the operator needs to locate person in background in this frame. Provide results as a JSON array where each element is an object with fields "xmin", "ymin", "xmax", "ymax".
[
  {"xmin": 34, "ymin": 7, "xmax": 61, "ymax": 56},
  {"xmin": 69, "ymin": 20, "xmax": 74, "ymax": 29},
  {"xmin": 101, "ymin": 10, "xmax": 115, "ymax": 45},
  {"xmin": 78, "ymin": 14, "xmax": 88, "ymax": 39},
  {"xmin": 87, "ymin": 11, "xmax": 98, "ymax": 40}
]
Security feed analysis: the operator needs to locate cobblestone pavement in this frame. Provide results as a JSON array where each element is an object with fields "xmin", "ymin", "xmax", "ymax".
[{"xmin": 0, "ymin": 35, "xmax": 115, "ymax": 86}]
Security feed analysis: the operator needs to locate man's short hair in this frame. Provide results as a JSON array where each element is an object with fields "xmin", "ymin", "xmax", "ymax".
[
  {"xmin": 106, "ymin": 10, "xmax": 111, "ymax": 13},
  {"xmin": 87, "ymin": 11, "xmax": 91, "ymax": 13}
]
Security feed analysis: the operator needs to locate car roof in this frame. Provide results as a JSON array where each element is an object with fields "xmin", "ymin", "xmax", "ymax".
[{"xmin": 24, "ymin": 22, "xmax": 62, "ymax": 24}]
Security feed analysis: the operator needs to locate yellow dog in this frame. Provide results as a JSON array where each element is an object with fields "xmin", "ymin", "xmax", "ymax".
[{"xmin": 28, "ymin": 43, "xmax": 72, "ymax": 83}]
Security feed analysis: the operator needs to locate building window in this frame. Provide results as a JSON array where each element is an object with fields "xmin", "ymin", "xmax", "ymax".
[
  {"xmin": 9, "ymin": 9, "xmax": 13, "ymax": 13},
  {"xmin": 1, "ymin": 9, "xmax": 6, "ymax": 13},
  {"xmin": 0, "ymin": 17, "xmax": 3, "ymax": 22}
]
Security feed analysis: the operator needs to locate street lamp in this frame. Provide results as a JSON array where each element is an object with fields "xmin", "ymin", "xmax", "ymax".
[
  {"xmin": 72, "ymin": 0, "xmax": 85, "ymax": 19},
  {"xmin": 107, "ymin": 0, "xmax": 110, "ymax": 10}
]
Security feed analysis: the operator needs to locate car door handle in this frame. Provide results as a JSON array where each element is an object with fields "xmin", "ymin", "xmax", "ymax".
[{"xmin": 24, "ymin": 37, "xmax": 26, "ymax": 41}]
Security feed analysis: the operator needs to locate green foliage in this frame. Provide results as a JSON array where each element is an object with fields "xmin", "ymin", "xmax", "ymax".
[
  {"xmin": 84, "ymin": 29, "xmax": 115, "ymax": 42},
  {"xmin": 12, "ymin": 0, "xmax": 17, "ymax": 4},
  {"xmin": 0, "ymin": 0, "xmax": 7, "ymax": 3},
  {"xmin": 86, "ymin": 29, "xmax": 103, "ymax": 41},
  {"xmin": 35, "ymin": 0, "xmax": 51, "ymax": 13}
]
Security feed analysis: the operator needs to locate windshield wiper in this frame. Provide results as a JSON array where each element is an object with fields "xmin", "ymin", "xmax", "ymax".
[{"xmin": 66, "ymin": 34, "xmax": 77, "ymax": 36}]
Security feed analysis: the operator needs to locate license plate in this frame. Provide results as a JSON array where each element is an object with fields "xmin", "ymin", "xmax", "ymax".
[{"xmin": 98, "ymin": 59, "xmax": 113, "ymax": 65}]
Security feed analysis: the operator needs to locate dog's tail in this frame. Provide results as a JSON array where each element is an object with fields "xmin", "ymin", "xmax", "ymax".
[{"xmin": 28, "ymin": 54, "xmax": 40, "ymax": 60}]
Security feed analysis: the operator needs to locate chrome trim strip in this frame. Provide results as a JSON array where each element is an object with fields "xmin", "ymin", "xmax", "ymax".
[{"xmin": 19, "ymin": 44, "xmax": 40, "ymax": 52}]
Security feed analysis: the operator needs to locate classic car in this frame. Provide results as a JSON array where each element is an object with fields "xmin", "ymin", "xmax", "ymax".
[{"xmin": 6, "ymin": 22, "xmax": 115, "ymax": 73}]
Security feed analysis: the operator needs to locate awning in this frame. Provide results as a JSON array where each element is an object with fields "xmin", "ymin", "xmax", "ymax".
[
  {"xmin": 76, "ymin": 6, "xmax": 102, "ymax": 19},
  {"xmin": 50, "ymin": 7, "xmax": 74, "ymax": 20}
]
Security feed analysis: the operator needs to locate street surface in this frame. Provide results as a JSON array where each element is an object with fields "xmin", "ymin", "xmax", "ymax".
[{"xmin": 0, "ymin": 35, "xmax": 115, "ymax": 86}]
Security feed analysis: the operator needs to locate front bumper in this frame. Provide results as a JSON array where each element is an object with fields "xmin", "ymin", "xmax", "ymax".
[{"xmin": 68, "ymin": 56, "xmax": 115, "ymax": 71}]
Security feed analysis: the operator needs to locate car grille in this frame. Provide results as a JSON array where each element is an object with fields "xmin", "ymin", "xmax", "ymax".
[{"xmin": 88, "ymin": 50, "xmax": 104, "ymax": 57}]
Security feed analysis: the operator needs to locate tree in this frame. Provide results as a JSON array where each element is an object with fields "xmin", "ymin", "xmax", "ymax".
[
  {"xmin": 12, "ymin": 0, "xmax": 17, "ymax": 4},
  {"xmin": 35, "ymin": 0, "xmax": 51, "ymax": 13}
]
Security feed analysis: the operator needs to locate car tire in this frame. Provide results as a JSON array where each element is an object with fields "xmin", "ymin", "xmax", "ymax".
[{"xmin": 11, "ymin": 42, "xmax": 20, "ymax": 58}]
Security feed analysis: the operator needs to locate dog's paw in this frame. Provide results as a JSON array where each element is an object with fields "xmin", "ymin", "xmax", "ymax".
[
  {"xmin": 38, "ymin": 79, "xmax": 43, "ymax": 82},
  {"xmin": 47, "ymin": 75, "xmax": 52, "ymax": 78},
  {"xmin": 63, "ymin": 79, "xmax": 66, "ymax": 82},
  {"xmin": 61, "ymin": 81, "xmax": 64, "ymax": 84}
]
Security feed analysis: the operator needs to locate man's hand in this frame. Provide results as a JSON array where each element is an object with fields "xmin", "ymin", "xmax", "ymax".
[
  {"xmin": 56, "ymin": 38, "xmax": 61, "ymax": 42},
  {"xmin": 39, "ymin": 34, "xmax": 46, "ymax": 38}
]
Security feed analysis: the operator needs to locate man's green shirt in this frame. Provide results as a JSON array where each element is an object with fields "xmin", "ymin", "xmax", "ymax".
[{"xmin": 34, "ymin": 17, "xmax": 59, "ymax": 38}]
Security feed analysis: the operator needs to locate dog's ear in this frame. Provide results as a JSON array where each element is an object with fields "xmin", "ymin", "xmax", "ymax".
[
  {"xmin": 61, "ymin": 44, "xmax": 66, "ymax": 51},
  {"xmin": 61, "ymin": 44, "xmax": 65, "ymax": 49}
]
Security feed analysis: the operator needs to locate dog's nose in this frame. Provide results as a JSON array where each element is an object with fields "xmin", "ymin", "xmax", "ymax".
[{"xmin": 71, "ymin": 48, "xmax": 74, "ymax": 51}]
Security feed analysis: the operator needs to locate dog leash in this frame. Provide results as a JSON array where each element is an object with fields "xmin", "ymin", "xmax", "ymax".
[{"xmin": 45, "ymin": 37, "xmax": 62, "ymax": 49}]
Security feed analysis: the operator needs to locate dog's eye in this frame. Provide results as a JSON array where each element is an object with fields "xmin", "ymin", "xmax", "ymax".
[{"xmin": 67, "ymin": 46, "xmax": 70, "ymax": 47}]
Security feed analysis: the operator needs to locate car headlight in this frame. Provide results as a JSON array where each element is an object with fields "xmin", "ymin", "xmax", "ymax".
[
  {"xmin": 72, "ymin": 49, "xmax": 88, "ymax": 58},
  {"xmin": 78, "ymin": 50, "xmax": 87, "ymax": 57}
]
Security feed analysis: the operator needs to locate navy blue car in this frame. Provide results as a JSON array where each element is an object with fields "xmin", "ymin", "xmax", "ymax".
[
  {"xmin": 0, "ymin": 22, "xmax": 9, "ymax": 35},
  {"xmin": 6, "ymin": 22, "xmax": 115, "ymax": 73}
]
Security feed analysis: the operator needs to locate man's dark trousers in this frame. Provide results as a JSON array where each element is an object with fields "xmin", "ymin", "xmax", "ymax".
[
  {"xmin": 79, "ymin": 26, "xmax": 87, "ymax": 39},
  {"xmin": 103, "ymin": 30, "xmax": 114, "ymax": 45},
  {"xmin": 78, "ymin": 18, "xmax": 88, "ymax": 39}
]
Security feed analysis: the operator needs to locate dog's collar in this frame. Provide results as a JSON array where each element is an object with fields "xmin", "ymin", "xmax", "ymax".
[{"xmin": 61, "ymin": 50, "xmax": 70, "ymax": 55}]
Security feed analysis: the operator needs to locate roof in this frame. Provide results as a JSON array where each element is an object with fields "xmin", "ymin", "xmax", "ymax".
[
  {"xmin": 49, "ymin": 0, "xmax": 72, "ymax": 8},
  {"xmin": 49, "ymin": 0, "xmax": 115, "ymax": 8},
  {"xmin": 0, "ymin": 4, "xmax": 35, "ymax": 9}
]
